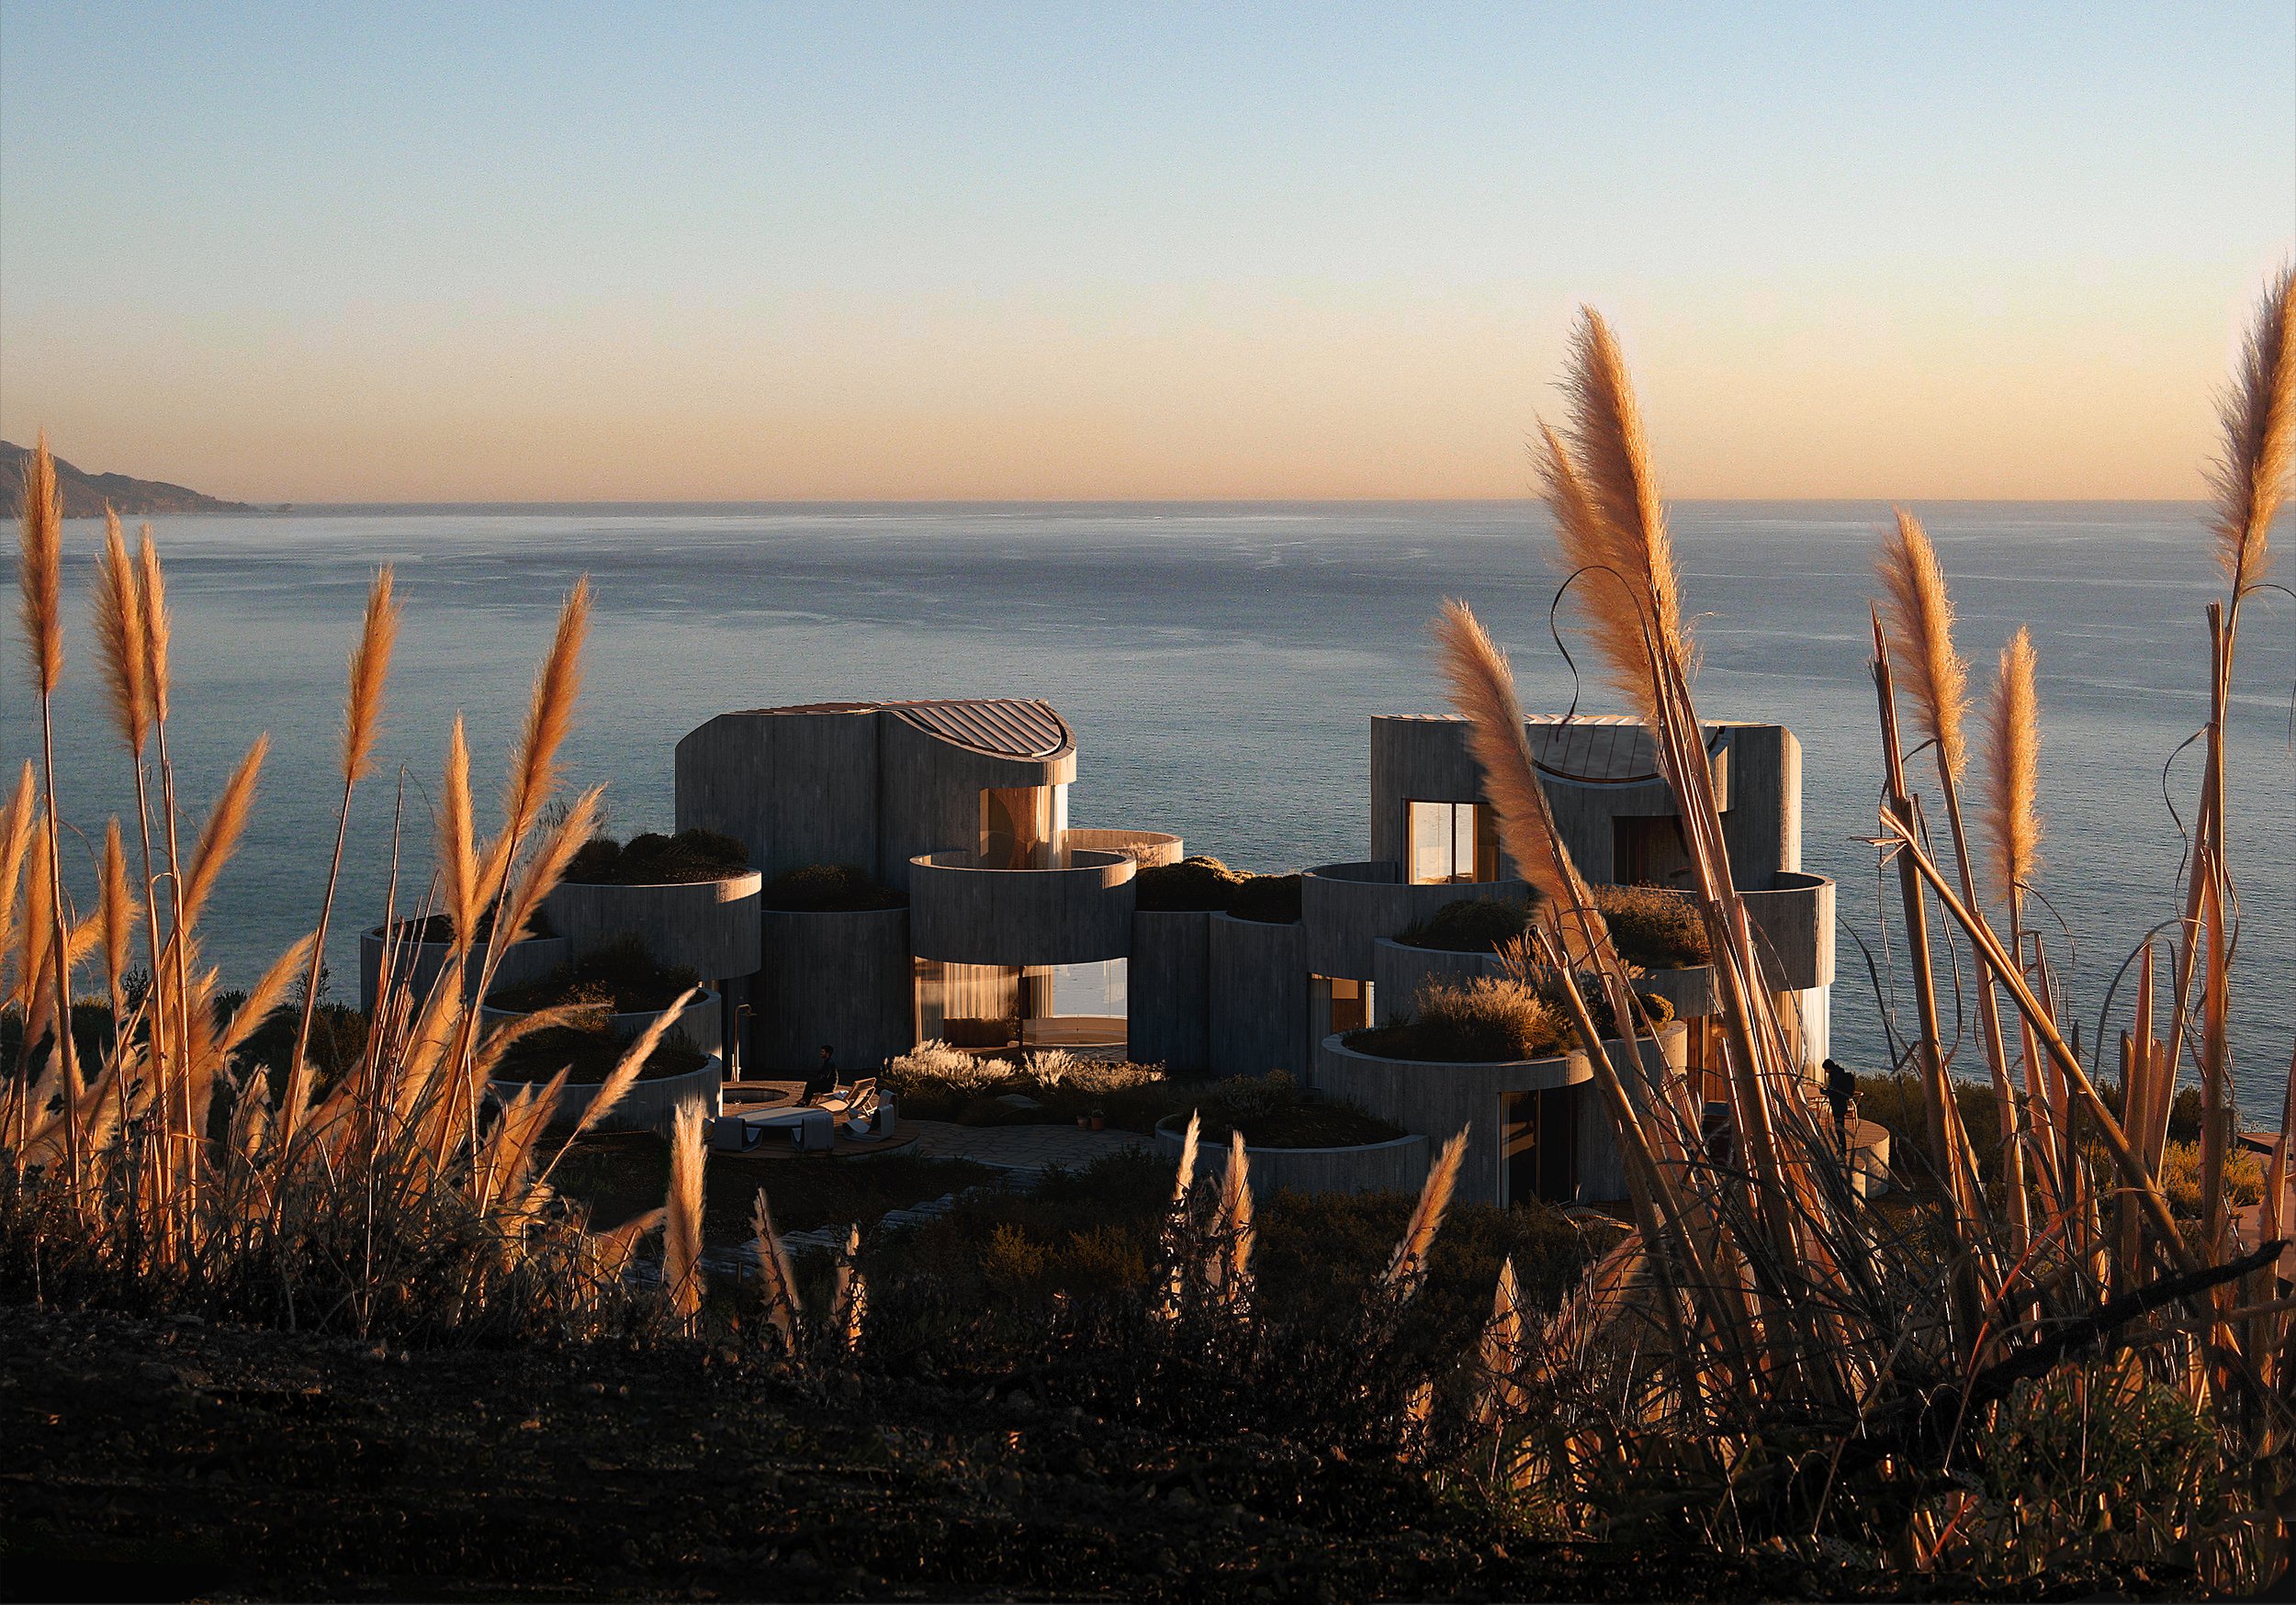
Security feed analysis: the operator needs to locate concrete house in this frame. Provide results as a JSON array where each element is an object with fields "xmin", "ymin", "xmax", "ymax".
[{"xmin": 673, "ymin": 698, "xmax": 1836, "ymax": 1209}]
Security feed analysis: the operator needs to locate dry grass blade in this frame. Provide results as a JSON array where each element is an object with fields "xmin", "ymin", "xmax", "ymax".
[
  {"xmin": 438, "ymin": 717, "xmax": 479, "ymax": 952},
  {"xmin": 1382, "ymin": 1128, "xmax": 1467, "ymax": 1296},
  {"xmin": 136, "ymin": 529, "xmax": 172, "ymax": 724},
  {"xmin": 179, "ymin": 735, "xmax": 268, "ymax": 930},
  {"xmin": 17, "ymin": 434, "xmax": 62, "ymax": 695},
  {"xmin": 1876, "ymin": 509, "xmax": 1969, "ymax": 776},
  {"xmin": 343, "ymin": 567, "xmax": 400, "ymax": 783},
  {"xmin": 1477, "ymin": 1256, "xmax": 1526, "ymax": 1423},
  {"xmin": 1172, "ymin": 1109, "xmax": 1201, "ymax": 1203},
  {"xmin": 498, "ymin": 578, "xmax": 592, "ymax": 859},
  {"xmin": 1561, "ymin": 310, "xmax": 1689, "ymax": 663},
  {"xmin": 663, "ymin": 1101, "xmax": 706, "ymax": 1323},
  {"xmin": 213, "ymin": 935, "xmax": 315, "ymax": 1060},
  {"xmin": 1981, "ymin": 627, "xmax": 2043, "ymax": 911},
  {"xmin": 98, "ymin": 820, "xmax": 135, "ymax": 997},
  {"xmin": 830, "ymin": 1224, "xmax": 867, "ymax": 1353},
  {"xmin": 0, "ymin": 764, "xmax": 39, "ymax": 971},
  {"xmin": 2208, "ymin": 262, "xmax": 2296, "ymax": 597},
  {"xmin": 1222, "ymin": 1129, "xmax": 1255, "ymax": 1287},
  {"xmin": 749, "ymin": 1187, "xmax": 802, "ymax": 1348},
  {"xmin": 93, "ymin": 511, "xmax": 150, "ymax": 753},
  {"xmin": 549, "ymin": 984, "xmax": 697, "ymax": 1153}
]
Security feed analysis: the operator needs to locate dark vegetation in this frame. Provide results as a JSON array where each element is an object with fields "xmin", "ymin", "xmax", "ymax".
[
  {"xmin": 1167, "ymin": 1071, "xmax": 1404, "ymax": 1149},
  {"xmin": 760, "ymin": 861, "xmax": 907, "ymax": 912},
  {"xmin": 1396, "ymin": 894, "xmax": 1537, "ymax": 952},
  {"xmin": 1348, "ymin": 976, "xmax": 1672, "ymax": 1063},
  {"xmin": 1133, "ymin": 854, "xmax": 1244, "ymax": 911},
  {"xmin": 378, "ymin": 905, "xmax": 555, "ymax": 945},
  {"xmin": 1228, "ymin": 872, "xmax": 1302, "ymax": 924},
  {"xmin": 488, "ymin": 936, "xmax": 702, "ymax": 1015},
  {"xmin": 492, "ymin": 1025, "xmax": 711, "ymax": 1084},
  {"xmin": 552, "ymin": 1138, "xmax": 1000, "ymax": 1240},
  {"xmin": 565, "ymin": 826, "xmax": 751, "ymax": 884}
]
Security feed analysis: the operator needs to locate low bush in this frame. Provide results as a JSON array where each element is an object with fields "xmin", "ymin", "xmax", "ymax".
[
  {"xmin": 1397, "ymin": 896, "xmax": 1534, "ymax": 952},
  {"xmin": 883, "ymin": 1042, "xmax": 1187, "ymax": 1129},
  {"xmin": 492, "ymin": 1023, "xmax": 711, "ymax": 1085},
  {"xmin": 760, "ymin": 862, "xmax": 906, "ymax": 912},
  {"xmin": 1594, "ymin": 883, "xmax": 1710, "ymax": 968},
  {"xmin": 1349, "ymin": 977, "xmax": 1566, "ymax": 1062},
  {"xmin": 1176, "ymin": 1070, "xmax": 1404, "ymax": 1148},
  {"xmin": 565, "ymin": 828, "xmax": 750, "ymax": 885},
  {"xmin": 1132, "ymin": 853, "xmax": 1244, "ymax": 911},
  {"xmin": 487, "ymin": 936, "xmax": 702, "ymax": 1016},
  {"xmin": 1229, "ymin": 871, "xmax": 1302, "ymax": 924}
]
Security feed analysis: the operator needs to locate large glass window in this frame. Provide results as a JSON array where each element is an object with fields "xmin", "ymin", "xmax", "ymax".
[
  {"xmin": 1406, "ymin": 800, "xmax": 1499, "ymax": 884},
  {"xmin": 1318, "ymin": 975, "xmax": 1370, "ymax": 1034},
  {"xmin": 1501, "ymin": 1087, "xmax": 1578, "ymax": 1206},
  {"xmin": 914, "ymin": 958, "xmax": 1127, "ymax": 1052}
]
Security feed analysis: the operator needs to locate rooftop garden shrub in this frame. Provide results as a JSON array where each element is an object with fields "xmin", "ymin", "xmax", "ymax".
[
  {"xmin": 487, "ymin": 936, "xmax": 702, "ymax": 1016},
  {"xmin": 380, "ymin": 905, "xmax": 556, "ymax": 945},
  {"xmin": 1593, "ymin": 882, "xmax": 1710, "ymax": 969},
  {"xmin": 1228, "ymin": 871, "xmax": 1302, "ymax": 924},
  {"xmin": 883, "ymin": 1042, "xmax": 1183, "ymax": 1130},
  {"xmin": 1132, "ymin": 854, "xmax": 1244, "ymax": 912},
  {"xmin": 493, "ymin": 1023, "xmax": 711, "ymax": 1085},
  {"xmin": 565, "ymin": 828, "xmax": 750, "ymax": 885},
  {"xmin": 1347, "ymin": 975, "xmax": 1671, "ymax": 1063},
  {"xmin": 1178, "ymin": 1070, "xmax": 1404, "ymax": 1148},
  {"xmin": 1396, "ymin": 896, "xmax": 1533, "ymax": 952},
  {"xmin": 760, "ymin": 861, "xmax": 906, "ymax": 912}
]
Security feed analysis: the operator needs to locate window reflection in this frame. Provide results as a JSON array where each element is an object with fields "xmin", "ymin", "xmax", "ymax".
[{"xmin": 1406, "ymin": 800, "xmax": 1498, "ymax": 884}]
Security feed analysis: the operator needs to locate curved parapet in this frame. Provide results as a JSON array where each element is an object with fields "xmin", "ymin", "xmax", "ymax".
[
  {"xmin": 907, "ymin": 848, "xmax": 1136, "ymax": 967},
  {"xmin": 1130, "ymin": 908, "xmax": 1212, "ymax": 1072},
  {"xmin": 1740, "ymin": 870, "xmax": 1835, "ymax": 991},
  {"xmin": 1207, "ymin": 912, "xmax": 1309, "ymax": 1076},
  {"xmin": 756, "ymin": 905, "xmax": 916, "ymax": 1074},
  {"xmin": 1368, "ymin": 937, "xmax": 1506, "ymax": 1025},
  {"xmin": 543, "ymin": 872, "xmax": 763, "ymax": 982},
  {"xmin": 1300, "ymin": 859, "xmax": 1532, "ymax": 982},
  {"xmin": 1064, "ymin": 828, "xmax": 1184, "ymax": 869}
]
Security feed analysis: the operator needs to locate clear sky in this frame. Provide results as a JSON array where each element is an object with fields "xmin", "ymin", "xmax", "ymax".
[{"xmin": 2, "ymin": 2, "xmax": 2290, "ymax": 502}]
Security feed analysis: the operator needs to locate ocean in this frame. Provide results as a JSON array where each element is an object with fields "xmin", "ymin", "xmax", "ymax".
[{"xmin": 4, "ymin": 500, "xmax": 2290, "ymax": 1117}]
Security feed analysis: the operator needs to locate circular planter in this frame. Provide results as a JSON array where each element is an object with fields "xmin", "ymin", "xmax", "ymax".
[
  {"xmin": 489, "ymin": 1053, "xmax": 723, "ymax": 1138},
  {"xmin": 543, "ymin": 871, "xmax": 763, "ymax": 981},
  {"xmin": 1206, "ymin": 911, "xmax": 1308, "ymax": 1077},
  {"xmin": 1626, "ymin": 962, "xmax": 1717, "ymax": 1019},
  {"xmin": 358, "ymin": 926, "xmax": 568, "ymax": 1016},
  {"xmin": 1368, "ymin": 937, "xmax": 1506, "ymax": 1025},
  {"xmin": 1154, "ymin": 1114, "xmax": 1428, "ymax": 1197},
  {"xmin": 756, "ymin": 904, "xmax": 915, "ymax": 1076},
  {"xmin": 481, "ymin": 987, "xmax": 723, "ymax": 1050}
]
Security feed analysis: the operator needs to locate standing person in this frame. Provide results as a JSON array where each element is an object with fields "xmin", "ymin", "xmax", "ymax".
[{"xmin": 810, "ymin": 1044, "xmax": 838, "ymax": 1099}]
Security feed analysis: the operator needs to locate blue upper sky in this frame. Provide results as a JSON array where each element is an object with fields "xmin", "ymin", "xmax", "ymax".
[{"xmin": 3, "ymin": 2, "xmax": 2290, "ymax": 499}]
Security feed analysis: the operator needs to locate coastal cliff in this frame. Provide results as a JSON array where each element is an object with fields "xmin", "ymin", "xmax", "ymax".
[{"xmin": 2, "ymin": 439, "xmax": 253, "ymax": 518}]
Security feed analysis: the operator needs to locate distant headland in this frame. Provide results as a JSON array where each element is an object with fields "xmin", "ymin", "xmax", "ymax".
[{"xmin": 2, "ymin": 439, "xmax": 255, "ymax": 518}]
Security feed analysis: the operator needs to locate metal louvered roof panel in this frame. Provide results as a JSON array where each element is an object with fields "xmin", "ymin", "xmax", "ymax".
[
  {"xmin": 885, "ymin": 697, "xmax": 1075, "ymax": 760},
  {"xmin": 1525, "ymin": 715, "xmax": 1726, "ymax": 784}
]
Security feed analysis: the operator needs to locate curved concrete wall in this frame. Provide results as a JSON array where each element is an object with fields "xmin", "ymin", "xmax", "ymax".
[
  {"xmin": 1632, "ymin": 962, "xmax": 1719, "ymax": 1020},
  {"xmin": 1311, "ymin": 1024, "xmax": 1683, "ymax": 1207},
  {"xmin": 755, "ymin": 905, "xmax": 916, "ymax": 1075},
  {"xmin": 490, "ymin": 1054, "xmax": 723, "ymax": 1139},
  {"xmin": 358, "ymin": 929, "xmax": 568, "ymax": 1015},
  {"xmin": 1129, "ymin": 909, "xmax": 1211, "ymax": 1073},
  {"xmin": 907, "ymin": 848, "xmax": 1135, "ymax": 967},
  {"xmin": 1300, "ymin": 860, "xmax": 1532, "ymax": 981},
  {"xmin": 1153, "ymin": 1118, "xmax": 1430, "ymax": 1197},
  {"xmin": 1368, "ymin": 937, "xmax": 1506, "ymax": 1025},
  {"xmin": 479, "ymin": 988, "xmax": 723, "ymax": 1052},
  {"xmin": 1207, "ymin": 913, "xmax": 1309, "ymax": 1076},
  {"xmin": 1740, "ymin": 871, "xmax": 1835, "ymax": 991},
  {"xmin": 1065, "ymin": 828, "xmax": 1184, "ymax": 868},
  {"xmin": 543, "ymin": 872, "xmax": 763, "ymax": 982},
  {"xmin": 676, "ymin": 707, "xmax": 883, "ymax": 881},
  {"xmin": 877, "ymin": 715, "xmax": 1075, "ymax": 892}
]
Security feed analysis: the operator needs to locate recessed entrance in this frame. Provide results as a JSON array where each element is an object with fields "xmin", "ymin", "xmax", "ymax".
[{"xmin": 1501, "ymin": 1086, "xmax": 1578, "ymax": 1206}]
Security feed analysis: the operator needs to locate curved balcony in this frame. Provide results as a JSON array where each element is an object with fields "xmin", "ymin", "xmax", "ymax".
[
  {"xmin": 1064, "ymin": 827, "xmax": 1185, "ymax": 869},
  {"xmin": 1739, "ymin": 870, "xmax": 1835, "ymax": 992},
  {"xmin": 1300, "ymin": 859, "xmax": 1533, "ymax": 982},
  {"xmin": 907, "ymin": 847, "xmax": 1137, "ymax": 967}
]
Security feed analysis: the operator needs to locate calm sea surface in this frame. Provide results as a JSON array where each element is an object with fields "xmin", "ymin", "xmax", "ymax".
[{"xmin": 4, "ymin": 501, "xmax": 2290, "ymax": 1117}]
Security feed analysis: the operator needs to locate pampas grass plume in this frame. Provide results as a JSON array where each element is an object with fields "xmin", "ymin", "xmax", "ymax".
[
  {"xmin": 1982, "ymin": 627, "xmax": 2043, "ymax": 907},
  {"xmin": 343, "ymin": 567, "xmax": 400, "ymax": 783},
  {"xmin": 2209, "ymin": 263, "xmax": 2296, "ymax": 596},
  {"xmin": 1382, "ymin": 1128, "xmax": 1468, "ymax": 1296},
  {"xmin": 1876, "ymin": 509, "xmax": 1969, "ymax": 775},
  {"xmin": 16, "ymin": 434, "xmax": 62, "ymax": 696},
  {"xmin": 136, "ymin": 529, "xmax": 172, "ymax": 724},
  {"xmin": 179, "ymin": 735, "xmax": 267, "ymax": 929},
  {"xmin": 93, "ymin": 511, "xmax": 150, "ymax": 753},
  {"xmin": 664, "ymin": 1100, "xmax": 706, "ymax": 1322}
]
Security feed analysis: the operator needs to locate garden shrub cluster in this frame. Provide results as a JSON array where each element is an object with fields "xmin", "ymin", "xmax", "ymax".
[
  {"xmin": 1229, "ymin": 871, "xmax": 1302, "ymax": 924},
  {"xmin": 760, "ymin": 861, "xmax": 906, "ymax": 912},
  {"xmin": 565, "ymin": 828, "xmax": 751, "ymax": 885},
  {"xmin": 1178, "ymin": 1070, "xmax": 1403, "ymax": 1148},
  {"xmin": 1593, "ymin": 883, "xmax": 1710, "ymax": 968},
  {"xmin": 493, "ymin": 1023, "xmax": 712, "ymax": 1085},
  {"xmin": 1131, "ymin": 854, "xmax": 1244, "ymax": 911},
  {"xmin": 882, "ymin": 1042, "xmax": 1184, "ymax": 1129},
  {"xmin": 1349, "ymin": 975, "xmax": 1672, "ymax": 1063},
  {"xmin": 488, "ymin": 936, "xmax": 703, "ymax": 1015},
  {"xmin": 1396, "ymin": 896, "xmax": 1533, "ymax": 952}
]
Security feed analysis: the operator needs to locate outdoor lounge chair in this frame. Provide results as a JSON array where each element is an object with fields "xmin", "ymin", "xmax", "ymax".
[{"xmin": 815, "ymin": 1076, "xmax": 877, "ymax": 1119}]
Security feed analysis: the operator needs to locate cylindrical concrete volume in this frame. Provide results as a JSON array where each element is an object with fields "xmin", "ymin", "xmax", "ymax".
[
  {"xmin": 1128, "ymin": 909, "xmax": 1211, "ymax": 1073},
  {"xmin": 541, "ymin": 872, "xmax": 763, "ymax": 982},
  {"xmin": 1207, "ymin": 913, "xmax": 1309, "ymax": 1076},
  {"xmin": 756, "ymin": 905, "xmax": 915, "ymax": 1076},
  {"xmin": 358, "ymin": 927, "xmax": 568, "ymax": 1016}
]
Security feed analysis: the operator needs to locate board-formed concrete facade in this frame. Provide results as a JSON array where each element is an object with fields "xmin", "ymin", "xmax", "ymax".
[{"xmin": 668, "ymin": 695, "xmax": 1835, "ymax": 1207}]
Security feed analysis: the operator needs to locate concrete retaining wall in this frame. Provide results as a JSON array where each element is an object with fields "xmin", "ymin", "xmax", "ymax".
[
  {"xmin": 1153, "ymin": 1117, "xmax": 1430, "ymax": 1197},
  {"xmin": 543, "ymin": 873, "xmax": 762, "ymax": 982},
  {"xmin": 756, "ymin": 905, "xmax": 915, "ymax": 1075},
  {"xmin": 1311, "ymin": 1024, "xmax": 1683, "ymax": 1208},
  {"xmin": 490, "ymin": 1054, "xmax": 723, "ymax": 1139},
  {"xmin": 907, "ymin": 849, "xmax": 1135, "ymax": 967},
  {"xmin": 1300, "ymin": 861, "xmax": 1531, "ymax": 982},
  {"xmin": 1207, "ymin": 913, "xmax": 1309, "ymax": 1076},
  {"xmin": 675, "ymin": 707, "xmax": 883, "ymax": 882},
  {"xmin": 358, "ymin": 928, "xmax": 568, "ymax": 1015},
  {"xmin": 1129, "ymin": 909, "xmax": 1211, "ymax": 1072},
  {"xmin": 1633, "ymin": 962, "xmax": 1719, "ymax": 1019},
  {"xmin": 1368, "ymin": 937, "xmax": 1507, "ymax": 1024}
]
